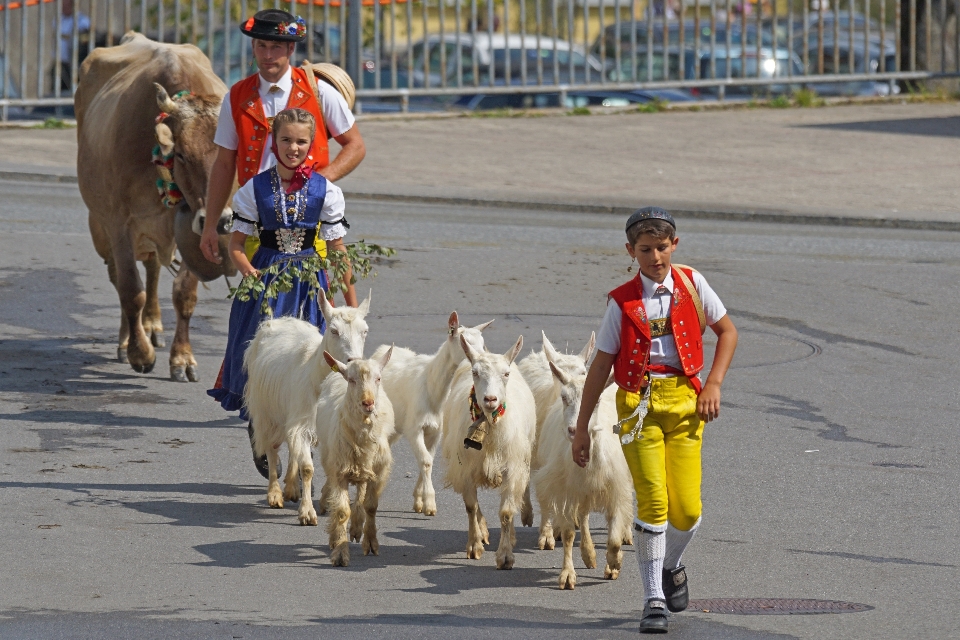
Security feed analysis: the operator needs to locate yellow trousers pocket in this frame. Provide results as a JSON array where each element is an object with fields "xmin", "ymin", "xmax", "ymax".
[
  {"xmin": 618, "ymin": 377, "xmax": 704, "ymax": 530},
  {"xmin": 244, "ymin": 232, "xmax": 328, "ymax": 262}
]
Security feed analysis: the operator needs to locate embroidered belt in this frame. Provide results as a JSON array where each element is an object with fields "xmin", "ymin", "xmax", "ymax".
[
  {"xmin": 259, "ymin": 228, "xmax": 316, "ymax": 254},
  {"xmin": 649, "ymin": 317, "xmax": 672, "ymax": 338}
]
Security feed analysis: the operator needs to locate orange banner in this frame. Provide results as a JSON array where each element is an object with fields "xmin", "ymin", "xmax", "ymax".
[{"xmin": 0, "ymin": 0, "xmax": 405, "ymax": 10}]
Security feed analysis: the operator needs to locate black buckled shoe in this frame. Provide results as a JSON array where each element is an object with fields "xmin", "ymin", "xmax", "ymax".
[
  {"xmin": 248, "ymin": 422, "xmax": 279, "ymax": 480},
  {"xmin": 663, "ymin": 565, "xmax": 689, "ymax": 613},
  {"xmin": 639, "ymin": 598, "xmax": 669, "ymax": 634}
]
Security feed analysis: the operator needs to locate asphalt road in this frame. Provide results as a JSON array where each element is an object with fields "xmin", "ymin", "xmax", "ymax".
[{"xmin": 1, "ymin": 178, "xmax": 958, "ymax": 639}]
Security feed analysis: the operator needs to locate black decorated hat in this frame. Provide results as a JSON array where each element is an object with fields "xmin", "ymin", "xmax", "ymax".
[
  {"xmin": 240, "ymin": 9, "xmax": 306, "ymax": 42},
  {"xmin": 626, "ymin": 206, "xmax": 676, "ymax": 231}
]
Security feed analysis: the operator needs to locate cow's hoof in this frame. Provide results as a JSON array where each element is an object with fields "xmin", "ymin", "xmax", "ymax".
[
  {"xmin": 150, "ymin": 332, "xmax": 166, "ymax": 348},
  {"xmin": 132, "ymin": 359, "xmax": 156, "ymax": 374},
  {"xmin": 117, "ymin": 348, "xmax": 128, "ymax": 364},
  {"xmin": 170, "ymin": 364, "xmax": 199, "ymax": 383}
]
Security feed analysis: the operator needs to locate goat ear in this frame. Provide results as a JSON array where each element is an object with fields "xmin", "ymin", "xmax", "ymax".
[
  {"xmin": 459, "ymin": 334, "xmax": 479, "ymax": 364},
  {"xmin": 319, "ymin": 291, "xmax": 335, "ymax": 321},
  {"xmin": 474, "ymin": 319, "xmax": 494, "ymax": 332},
  {"xmin": 356, "ymin": 289, "xmax": 372, "ymax": 317},
  {"xmin": 323, "ymin": 350, "xmax": 348, "ymax": 378},
  {"xmin": 504, "ymin": 335, "xmax": 523, "ymax": 364},
  {"xmin": 378, "ymin": 344, "xmax": 394, "ymax": 369},
  {"xmin": 542, "ymin": 330, "xmax": 560, "ymax": 364},
  {"xmin": 579, "ymin": 331, "xmax": 597, "ymax": 363},
  {"xmin": 548, "ymin": 361, "xmax": 570, "ymax": 386},
  {"xmin": 448, "ymin": 311, "xmax": 459, "ymax": 335}
]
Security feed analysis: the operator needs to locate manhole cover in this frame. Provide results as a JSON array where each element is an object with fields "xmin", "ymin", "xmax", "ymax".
[{"xmin": 689, "ymin": 598, "xmax": 873, "ymax": 615}]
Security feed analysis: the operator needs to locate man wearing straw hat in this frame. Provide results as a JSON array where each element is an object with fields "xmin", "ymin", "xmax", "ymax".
[{"xmin": 199, "ymin": 8, "xmax": 365, "ymax": 307}]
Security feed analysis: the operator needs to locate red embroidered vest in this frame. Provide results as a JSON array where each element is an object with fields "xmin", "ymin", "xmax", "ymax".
[
  {"xmin": 230, "ymin": 66, "xmax": 329, "ymax": 186},
  {"xmin": 608, "ymin": 266, "xmax": 704, "ymax": 394}
]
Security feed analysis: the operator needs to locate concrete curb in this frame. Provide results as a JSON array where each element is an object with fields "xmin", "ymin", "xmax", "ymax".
[
  {"xmin": 0, "ymin": 170, "xmax": 78, "ymax": 183},
  {"xmin": 333, "ymin": 190, "xmax": 960, "ymax": 232},
  {"xmin": 4, "ymin": 169, "xmax": 958, "ymax": 231}
]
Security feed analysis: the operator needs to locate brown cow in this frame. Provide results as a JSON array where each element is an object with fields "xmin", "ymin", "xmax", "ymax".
[{"xmin": 76, "ymin": 32, "xmax": 236, "ymax": 382}]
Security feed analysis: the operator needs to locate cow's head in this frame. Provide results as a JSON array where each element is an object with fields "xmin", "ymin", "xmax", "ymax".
[{"xmin": 154, "ymin": 83, "xmax": 236, "ymax": 281}]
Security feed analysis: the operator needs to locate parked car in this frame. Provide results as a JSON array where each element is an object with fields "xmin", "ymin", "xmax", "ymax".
[
  {"xmin": 452, "ymin": 86, "xmax": 697, "ymax": 110},
  {"xmin": 607, "ymin": 44, "xmax": 803, "ymax": 88},
  {"xmin": 592, "ymin": 20, "xmax": 774, "ymax": 60},
  {"xmin": 798, "ymin": 43, "xmax": 899, "ymax": 95},
  {"xmin": 402, "ymin": 34, "xmax": 603, "ymax": 88}
]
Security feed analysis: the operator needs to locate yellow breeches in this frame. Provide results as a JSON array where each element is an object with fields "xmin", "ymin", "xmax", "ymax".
[
  {"xmin": 617, "ymin": 377, "xmax": 704, "ymax": 531},
  {"xmin": 244, "ymin": 234, "xmax": 328, "ymax": 261}
]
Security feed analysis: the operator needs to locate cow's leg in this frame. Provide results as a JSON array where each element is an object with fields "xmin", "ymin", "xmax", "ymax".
[
  {"xmin": 106, "ymin": 256, "xmax": 130, "ymax": 363},
  {"xmin": 112, "ymin": 232, "xmax": 155, "ymax": 374},
  {"xmin": 141, "ymin": 252, "xmax": 165, "ymax": 348},
  {"xmin": 170, "ymin": 266, "xmax": 199, "ymax": 382}
]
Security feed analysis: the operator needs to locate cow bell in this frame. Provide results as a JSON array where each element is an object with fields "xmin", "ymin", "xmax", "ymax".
[{"xmin": 464, "ymin": 416, "xmax": 488, "ymax": 451}]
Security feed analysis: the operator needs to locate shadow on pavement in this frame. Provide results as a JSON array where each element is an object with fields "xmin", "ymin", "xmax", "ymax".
[
  {"xmin": 800, "ymin": 115, "xmax": 960, "ymax": 138},
  {"xmin": 0, "ymin": 606, "xmax": 803, "ymax": 640}
]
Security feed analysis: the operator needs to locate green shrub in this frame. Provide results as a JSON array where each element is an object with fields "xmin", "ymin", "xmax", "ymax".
[{"xmin": 769, "ymin": 95, "xmax": 791, "ymax": 108}]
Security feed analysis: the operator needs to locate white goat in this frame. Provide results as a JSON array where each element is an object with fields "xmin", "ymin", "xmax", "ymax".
[
  {"xmin": 440, "ymin": 335, "xmax": 536, "ymax": 569},
  {"xmin": 533, "ymin": 366, "xmax": 633, "ymax": 590},
  {"xmin": 517, "ymin": 331, "xmax": 595, "ymax": 527},
  {"xmin": 315, "ymin": 348, "xmax": 395, "ymax": 567},
  {"xmin": 518, "ymin": 330, "xmax": 595, "ymax": 441},
  {"xmin": 244, "ymin": 291, "xmax": 371, "ymax": 525},
  {"xmin": 372, "ymin": 311, "xmax": 493, "ymax": 516}
]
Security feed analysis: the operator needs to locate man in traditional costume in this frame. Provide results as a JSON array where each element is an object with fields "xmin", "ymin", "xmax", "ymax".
[{"xmin": 199, "ymin": 8, "xmax": 364, "ymax": 307}]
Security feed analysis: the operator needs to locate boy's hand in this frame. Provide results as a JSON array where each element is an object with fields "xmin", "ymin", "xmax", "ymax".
[
  {"xmin": 697, "ymin": 381, "xmax": 722, "ymax": 423},
  {"xmin": 571, "ymin": 427, "xmax": 591, "ymax": 468}
]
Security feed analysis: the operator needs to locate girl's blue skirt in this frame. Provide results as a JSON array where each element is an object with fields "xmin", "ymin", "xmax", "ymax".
[{"xmin": 207, "ymin": 246, "xmax": 328, "ymax": 418}]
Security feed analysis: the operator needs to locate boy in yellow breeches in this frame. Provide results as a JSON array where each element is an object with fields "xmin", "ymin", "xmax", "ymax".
[{"xmin": 572, "ymin": 207, "xmax": 738, "ymax": 634}]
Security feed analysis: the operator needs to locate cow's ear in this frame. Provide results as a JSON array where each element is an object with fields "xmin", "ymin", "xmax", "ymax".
[{"xmin": 155, "ymin": 122, "xmax": 175, "ymax": 156}]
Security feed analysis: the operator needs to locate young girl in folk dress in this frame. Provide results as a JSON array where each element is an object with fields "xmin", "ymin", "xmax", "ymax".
[{"xmin": 207, "ymin": 107, "xmax": 349, "ymax": 478}]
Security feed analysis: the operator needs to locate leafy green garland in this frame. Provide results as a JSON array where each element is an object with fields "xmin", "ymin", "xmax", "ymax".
[{"xmin": 227, "ymin": 240, "xmax": 396, "ymax": 315}]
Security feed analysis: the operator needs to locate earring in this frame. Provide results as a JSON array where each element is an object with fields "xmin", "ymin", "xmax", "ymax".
[{"xmin": 627, "ymin": 257, "xmax": 635, "ymax": 273}]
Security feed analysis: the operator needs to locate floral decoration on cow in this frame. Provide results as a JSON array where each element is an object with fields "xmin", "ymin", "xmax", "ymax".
[{"xmin": 277, "ymin": 17, "xmax": 306, "ymax": 38}]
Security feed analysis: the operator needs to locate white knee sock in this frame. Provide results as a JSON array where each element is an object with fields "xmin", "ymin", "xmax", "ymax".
[
  {"xmin": 664, "ymin": 517, "xmax": 701, "ymax": 570},
  {"xmin": 635, "ymin": 527, "xmax": 666, "ymax": 602}
]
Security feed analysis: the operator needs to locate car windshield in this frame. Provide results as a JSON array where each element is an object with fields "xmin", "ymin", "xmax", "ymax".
[{"xmin": 410, "ymin": 42, "xmax": 470, "ymax": 75}]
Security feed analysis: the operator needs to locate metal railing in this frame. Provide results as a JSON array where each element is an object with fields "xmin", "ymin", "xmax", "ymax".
[{"xmin": 0, "ymin": 0, "xmax": 957, "ymax": 116}]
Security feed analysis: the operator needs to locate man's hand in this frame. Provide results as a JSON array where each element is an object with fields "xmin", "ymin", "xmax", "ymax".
[
  {"xmin": 571, "ymin": 426, "xmax": 591, "ymax": 468},
  {"xmin": 200, "ymin": 226, "xmax": 222, "ymax": 264},
  {"xmin": 202, "ymin": 146, "xmax": 237, "ymax": 264},
  {"xmin": 696, "ymin": 381, "xmax": 721, "ymax": 423}
]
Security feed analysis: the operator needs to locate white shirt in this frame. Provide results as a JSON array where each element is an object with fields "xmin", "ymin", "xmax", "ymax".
[
  {"xmin": 230, "ymin": 176, "xmax": 347, "ymax": 242},
  {"xmin": 214, "ymin": 67, "xmax": 356, "ymax": 175},
  {"xmin": 596, "ymin": 269, "xmax": 727, "ymax": 374}
]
